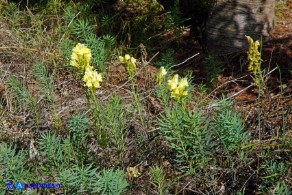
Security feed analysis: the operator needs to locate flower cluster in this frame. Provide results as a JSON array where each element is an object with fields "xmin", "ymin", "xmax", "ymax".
[
  {"xmin": 127, "ymin": 166, "xmax": 141, "ymax": 179},
  {"xmin": 245, "ymin": 35, "xmax": 265, "ymax": 92},
  {"xmin": 70, "ymin": 43, "xmax": 92, "ymax": 72},
  {"xmin": 245, "ymin": 35, "xmax": 261, "ymax": 73},
  {"xmin": 70, "ymin": 43, "xmax": 102, "ymax": 92},
  {"xmin": 118, "ymin": 54, "xmax": 137, "ymax": 77},
  {"xmin": 83, "ymin": 66, "xmax": 102, "ymax": 91},
  {"xmin": 156, "ymin": 66, "xmax": 167, "ymax": 84},
  {"xmin": 167, "ymin": 74, "xmax": 188, "ymax": 101}
]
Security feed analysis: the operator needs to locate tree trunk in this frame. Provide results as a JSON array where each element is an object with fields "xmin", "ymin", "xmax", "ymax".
[{"xmin": 204, "ymin": 0, "xmax": 275, "ymax": 55}]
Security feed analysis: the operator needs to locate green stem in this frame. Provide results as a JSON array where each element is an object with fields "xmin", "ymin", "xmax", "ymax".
[
  {"xmin": 131, "ymin": 77, "xmax": 145, "ymax": 127},
  {"xmin": 277, "ymin": 64, "xmax": 286, "ymax": 137},
  {"xmin": 257, "ymin": 85, "xmax": 261, "ymax": 141},
  {"xmin": 89, "ymin": 90, "xmax": 107, "ymax": 147}
]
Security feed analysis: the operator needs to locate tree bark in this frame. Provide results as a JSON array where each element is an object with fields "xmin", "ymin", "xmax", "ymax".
[{"xmin": 204, "ymin": 0, "xmax": 275, "ymax": 55}]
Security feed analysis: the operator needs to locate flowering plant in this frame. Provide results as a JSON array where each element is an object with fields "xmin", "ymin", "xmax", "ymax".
[
  {"xmin": 245, "ymin": 36, "xmax": 265, "ymax": 92},
  {"xmin": 70, "ymin": 43, "xmax": 92, "ymax": 73},
  {"xmin": 156, "ymin": 67, "xmax": 167, "ymax": 84},
  {"xmin": 167, "ymin": 74, "xmax": 188, "ymax": 101},
  {"xmin": 82, "ymin": 66, "xmax": 103, "ymax": 93},
  {"xmin": 119, "ymin": 54, "xmax": 137, "ymax": 77},
  {"xmin": 70, "ymin": 43, "xmax": 102, "ymax": 92},
  {"xmin": 127, "ymin": 166, "xmax": 141, "ymax": 179}
]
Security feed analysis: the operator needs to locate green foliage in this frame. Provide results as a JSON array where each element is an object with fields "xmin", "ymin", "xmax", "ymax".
[
  {"xmin": 210, "ymin": 98, "xmax": 250, "ymax": 153},
  {"xmin": 97, "ymin": 169, "xmax": 129, "ymax": 195},
  {"xmin": 114, "ymin": 0, "xmax": 164, "ymax": 46},
  {"xmin": 2, "ymin": 2, "xmax": 20, "ymax": 30},
  {"xmin": 85, "ymin": 33, "xmax": 108, "ymax": 72},
  {"xmin": 59, "ymin": 165, "xmax": 128, "ymax": 194},
  {"xmin": 258, "ymin": 160, "xmax": 289, "ymax": 192},
  {"xmin": 195, "ymin": 83, "xmax": 209, "ymax": 94},
  {"xmin": 100, "ymin": 15, "xmax": 115, "ymax": 35},
  {"xmin": 165, "ymin": 3, "xmax": 184, "ymax": 35},
  {"xmin": 6, "ymin": 76, "xmax": 37, "ymax": 112},
  {"xmin": 71, "ymin": 18, "xmax": 94, "ymax": 41},
  {"xmin": 59, "ymin": 163, "xmax": 100, "ymax": 193},
  {"xmin": 32, "ymin": 63, "xmax": 54, "ymax": 102},
  {"xmin": 59, "ymin": 39, "xmax": 75, "ymax": 66},
  {"xmin": 101, "ymin": 34, "xmax": 115, "ymax": 51},
  {"xmin": 273, "ymin": 180, "xmax": 291, "ymax": 195},
  {"xmin": 43, "ymin": 0, "xmax": 64, "ymax": 14},
  {"xmin": 93, "ymin": 95, "xmax": 127, "ymax": 154},
  {"xmin": 156, "ymin": 49, "xmax": 176, "ymax": 68},
  {"xmin": 32, "ymin": 63, "xmax": 61, "ymax": 128},
  {"xmin": 158, "ymin": 103, "xmax": 208, "ymax": 170},
  {"xmin": 63, "ymin": 4, "xmax": 77, "ymax": 27},
  {"xmin": 64, "ymin": 7, "xmax": 113, "ymax": 72},
  {"xmin": 67, "ymin": 114, "xmax": 89, "ymax": 160},
  {"xmin": 0, "ymin": 143, "xmax": 32, "ymax": 193},
  {"xmin": 37, "ymin": 132, "xmax": 79, "ymax": 171},
  {"xmin": 6, "ymin": 76, "xmax": 39, "ymax": 125},
  {"xmin": 266, "ymin": 161, "xmax": 288, "ymax": 177},
  {"xmin": 203, "ymin": 55, "xmax": 223, "ymax": 85},
  {"xmin": 155, "ymin": 82, "xmax": 170, "ymax": 106},
  {"xmin": 68, "ymin": 114, "xmax": 89, "ymax": 145},
  {"xmin": 63, "ymin": 10, "xmax": 112, "ymax": 72},
  {"xmin": 38, "ymin": 132, "xmax": 65, "ymax": 168},
  {"xmin": 150, "ymin": 166, "xmax": 166, "ymax": 195}
]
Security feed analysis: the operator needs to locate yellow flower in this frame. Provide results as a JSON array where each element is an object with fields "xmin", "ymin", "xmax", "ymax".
[
  {"xmin": 128, "ymin": 57, "xmax": 137, "ymax": 75},
  {"xmin": 118, "ymin": 56, "xmax": 124, "ymax": 62},
  {"xmin": 178, "ymin": 78, "xmax": 188, "ymax": 89},
  {"xmin": 160, "ymin": 67, "xmax": 167, "ymax": 76},
  {"xmin": 156, "ymin": 66, "xmax": 167, "ymax": 84},
  {"xmin": 246, "ymin": 35, "xmax": 266, "ymax": 93},
  {"xmin": 127, "ymin": 166, "xmax": 141, "ymax": 178},
  {"xmin": 130, "ymin": 57, "xmax": 136, "ymax": 65},
  {"xmin": 182, "ymin": 91, "xmax": 188, "ymax": 96},
  {"xmin": 171, "ymin": 88, "xmax": 180, "ymax": 99},
  {"xmin": 167, "ymin": 75, "xmax": 188, "ymax": 101},
  {"xmin": 167, "ymin": 74, "xmax": 179, "ymax": 90},
  {"xmin": 125, "ymin": 54, "xmax": 130, "ymax": 61},
  {"xmin": 70, "ymin": 43, "xmax": 92, "ymax": 71},
  {"xmin": 245, "ymin": 36, "xmax": 261, "ymax": 73},
  {"xmin": 118, "ymin": 54, "xmax": 137, "ymax": 77},
  {"xmin": 82, "ymin": 66, "xmax": 102, "ymax": 92}
]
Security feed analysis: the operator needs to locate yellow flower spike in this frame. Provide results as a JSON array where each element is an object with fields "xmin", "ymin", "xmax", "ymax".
[
  {"xmin": 82, "ymin": 66, "xmax": 102, "ymax": 92},
  {"xmin": 127, "ymin": 166, "xmax": 141, "ymax": 178},
  {"xmin": 119, "ymin": 54, "xmax": 137, "ymax": 77},
  {"xmin": 182, "ymin": 91, "xmax": 188, "ymax": 96},
  {"xmin": 178, "ymin": 78, "xmax": 188, "ymax": 89},
  {"xmin": 167, "ymin": 75, "xmax": 189, "ymax": 101},
  {"xmin": 246, "ymin": 35, "xmax": 252, "ymax": 45},
  {"xmin": 129, "ymin": 57, "xmax": 137, "ymax": 71},
  {"xmin": 245, "ymin": 35, "xmax": 261, "ymax": 73},
  {"xmin": 70, "ymin": 43, "xmax": 92, "ymax": 71},
  {"xmin": 125, "ymin": 54, "xmax": 130, "ymax": 61},
  {"xmin": 171, "ymin": 88, "xmax": 180, "ymax": 99},
  {"xmin": 118, "ymin": 56, "xmax": 124, "ymax": 62},
  {"xmin": 245, "ymin": 35, "xmax": 266, "ymax": 94},
  {"xmin": 167, "ymin": 74, "xmax": 179, "ymax": 91},
  {"xmin": 160, "ymin": 67, "xmax": 167, "ymax": 76},
  {"xmin": 156, "ymin": 66, "xmax": 167, "ymax": 84},
  {"xmin": 130, "ymin": 57, "xmax": 137, "ymax": 65}
]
